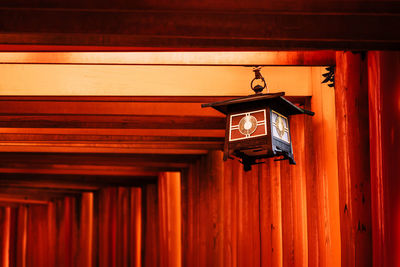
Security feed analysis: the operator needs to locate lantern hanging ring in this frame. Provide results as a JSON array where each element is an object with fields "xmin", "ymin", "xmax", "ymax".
[{"xmin": 250, "ymin": 66, "xmax": 267, "ymax": 94}]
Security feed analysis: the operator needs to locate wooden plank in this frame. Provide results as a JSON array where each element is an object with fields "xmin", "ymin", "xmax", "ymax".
[
  {"xmin": 290, "ymin": 115, "xmax": 308, "ymax": 267},
  {"xmin": 206, "ymin": 151, "xmax": 224, "ymax": 267},
  {"xmin": 0, "ymin": 115, "xmax": 225, "ymax": 129},
  {"xmin": 0, "ymin": 152, "xmax": 198, "ymax": 166},
  {"xmin": 0, "ymin": 65, "xmax": 313, "ymax": 97},
  {"xmin": 260, "ymin": 159, "xmax": 283, "ymax": 267},
  {"xmin": 0, "ymin": 135, "xmax": 224, "ymax": 144},
  {"xmin": 0, "ymin": 141, "xmax": 222, "ymax": 151},
  {"xmin": 335, "ymin": 52, "xmax": 372, "ymax": 267},
  {"xmin": 0, "ymin": 197, "xmax": 48, "ymax": 205},
  {"xmin": 0, "ymin": 167, "xmax": 160, "ymax": 176},
  {"xmin": 280, "ymin": 115, "xmax": 308, "ymax": 267},
  {"xmin": 0, "ymin": 1, "xmax": 398, "ymax": 13},
  {"xmin": 130, "ymin": 187, "xmax": 141, "ymax": 267},
  {"xmin": 26, "ymin": 205, "xmax": 50, "ymax": 267},
  {"xmin": 0, "ymin": 96, "xmax": 307, "ymax": 103},
  {"xmin": 0, "ymin": 157, "xmax": 189, "ymax": 171},
  {"xmin": 78, "ymin": 192, "xmax": 93, "ymax": 267},
  {"xmin": 306, "ymin": 68, "xmax": 341, "ymax": 267},
  {"xmin": 0, "ymin": 145, "xmax": 209, "ymax": 154},
  {"xmin": 0, "ymin": 192, "xmax": 71, "ymax": 202},
  {"xmin": 158, "ymin": 172, "xmax": 182, "ymax": 267},
  {"xmin": 16, "ymin": 205, "xmax": 28, "ymax": 267},
  {"xmin": 0, "ymin": 9, "xmax": 397, "ymax": 50},
  {"xmin": 0, "ymin": 128, "xmax": 225, "ymax": 138},
  {"xmin": 280, "ymin": 161, "xmax": 295, "ymax": 267},
  {"xmin": 0, "ymin": 174, "xmax": 157, "ymax": 191},
  {"xmin": 0, "ymin": 180, "xmax": 99, "ymax": 191},
  {"xmin": 143, "ymin": 184, "xmax": 160, "ymax": 267},
  {"xmin": 368, "ymin": 51, "xmax": 400, "ymax": 267},
  {"xmin": 0, "ymin": 101, "xmax": 223, "ymax": 116},
  {"xmin": 0, "ymin": 51, "xmax": 335, "ymax": 66},
  {"xmin": 0, "ymin": 207, "xmax": 10, "ymax": 267},
  {"xmin": 238, "ymin": 163, "xmax": 261, "ymax": 267}
]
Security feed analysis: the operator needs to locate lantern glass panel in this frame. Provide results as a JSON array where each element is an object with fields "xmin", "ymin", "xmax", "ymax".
[
  {"xmin": 271, "ymin": 110, "xmax": 290, "ymax": 143},
  {"xmin": 229, "ymin": 109, "xmax": 267, "ymax": 141}
]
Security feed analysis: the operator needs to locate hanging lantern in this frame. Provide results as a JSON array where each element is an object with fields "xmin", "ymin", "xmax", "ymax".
[{"xmin": 202, "ymin": 67, "xmax": 314, "ymax": 171}]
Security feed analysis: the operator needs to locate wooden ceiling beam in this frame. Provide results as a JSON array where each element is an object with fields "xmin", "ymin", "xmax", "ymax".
[
  {"xmin": 0, "ymin": 115, "xmax": 225, "ymax": 129},
  {"xmin": 0, "ymin": 51, "xmax": 335, "ymax": 66},
  {"xmin": 0, "ymin": 145, "xmax": 210, "ymax": 154},
  {"xmin": 0, "ymin": 166, "xmax": 167, "ymax": 176},
  {"xmin": 0, "ymin": 9, "xmax": 397, "ymax": 50},
  {"xmin": 0, "ymin": 173, "xmax": 158, "ymax": 187},
  {"xmin": 0, "ymin": 196, "xmax": 49, "ymax": 205},
  {"xmin": 0, "ymin": 101, "xmax": 223, "ymax": 117}
]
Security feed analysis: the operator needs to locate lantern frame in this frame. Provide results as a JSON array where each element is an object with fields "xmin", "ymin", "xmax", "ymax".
[{"xmin": 202, "ymin": 92, "xmax": 314, "ymax": 171}]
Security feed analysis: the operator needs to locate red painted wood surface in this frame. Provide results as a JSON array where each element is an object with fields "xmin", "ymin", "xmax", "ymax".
[
  {"xmin": 143, "ymin": 184, "xmax": 160, "ymax": 267},
  {"xmin": 368, "ymin": 51, "xmax": 400, "ymax": 267},
  {"xmin": 0, "ymin": 4, "xmax": 397, "ymax": 50},
  {"xmin": 158, "ymin": 172, "xmax": 182, "ymax": 267},
  {"xmin": 98, "ymin": 187, "xmax": 142, "ymax": 267},
  {"xmin": 182, "ymin": 116, "xmax": 315, "ymax": 266},
  {"xmin": 281, "ymin": 115, "xmax": 308, "ymax": 267},
  {"xmin": 335, "ymin": 51, "xmax": 372, "ymax": 267},
  {"xmin": 0, "ymin": 207, "xmax": 10, "ymax": 267},
  {"xmin": 0, "ymin": 187, "xmax": 142, "ymax": 267}
]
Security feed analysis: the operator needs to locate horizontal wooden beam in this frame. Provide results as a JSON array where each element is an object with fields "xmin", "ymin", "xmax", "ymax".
[
  {"xmin": 0, "ymin": 65, "xmax": 314, "ymax": 96},
  {"xmin": 0, "ymin": 51, "xmax": 335, "ymax": 66},
  {"xmin": 0, "ymin": 186, "xmax": 89, "ymax": 195},
  {"xmin": 0, "ymin": 115, "xmax": 225, "ymax": 129},
  {"xmin": 0, "ymin": 101, "xmax": 222, "ymax": 116},
  {"xmin": 0, "ymin": 196, "xmax": 48, "ymax": 205},
  {"xmin": 0, "ymin": 173, "xmax": 158, "ymax": 187},
  {"xmin": 0, "ymin": 192, "xmax": 75, "ymax": 202},
  {"xmin": 0, "ymin": 96, "xmax": 307, "ymax": 103},
  {"xmin": 0, "ymin": 128, "xmax": 225, "ymax": 138},
  {"xmin": 0, "ymin": 9, "xmax": 398, "ymax": 50},
  {"xmin": 0, "ymin": 157, "xmax": 192, "ymax": 170},
  {"xmin": 0, "ymin": 180, "xmax": 100, "ymax": 191},
  {"xmin": 0, "ymin": 152, "xmax": 199, "ymax": 165},
  {"xmin": 0, "ymin": 144, "xmax": 210, "ymax": 154}
]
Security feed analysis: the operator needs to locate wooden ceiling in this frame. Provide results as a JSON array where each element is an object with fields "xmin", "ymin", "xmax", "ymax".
[{"xmin": 0, "ymin": 0, "xmax": 398, "ymax": 50}]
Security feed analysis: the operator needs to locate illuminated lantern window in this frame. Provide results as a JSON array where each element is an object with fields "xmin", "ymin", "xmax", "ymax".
[{"xmin": 202, "ymin": 68, "xmax": 314, "ymax": 171}]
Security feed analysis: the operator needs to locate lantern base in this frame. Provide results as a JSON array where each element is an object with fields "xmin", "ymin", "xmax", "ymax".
[{"xmin": 230, "ymin": 150, "xmax": 295, "ymax": 172}]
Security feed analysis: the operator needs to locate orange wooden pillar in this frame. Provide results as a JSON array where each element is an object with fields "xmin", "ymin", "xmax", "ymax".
[
  {"xmin": 259, "ymin": 159, "xmax": 283, "ymax": 267},
  {"xmin": 368, "ymin": 51, "xmax": 400, "ymax": 267},
  {"xmin": 144, "ymin": 184, "xmax": 160, "ymax": 267},
  {"xmin": 0, "ymin": 207, "xmax": 11, "ymax": 267},
  {"xmin": 79, "ymin": 192, "xmax": 94, "ymax": 267},
  {"xmin": 131, "ymin": 187, "xmax": 142, "ymax": 267},
  {"xmin": 306, "ymin": 68, "xmax": 341, "ymax": 267},
  {"xmin": 335, "ymin": 51, "xmax": 372, "ymax": 267},
  {"xmin": 15, "ymin": 205, "xmax": 27, "ymax": 267},
  {"xmin": 280, "ymin": 114, "xmax": 309, "ymax": 267},
  {"xmin": 158, "ymin": 172, "xmax": 182, "ymax": 267}
]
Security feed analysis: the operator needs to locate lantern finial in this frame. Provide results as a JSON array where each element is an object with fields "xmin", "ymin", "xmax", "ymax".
[{"xmin": 251, "ymin": 66, "xmax": 267, "ymax": 94}]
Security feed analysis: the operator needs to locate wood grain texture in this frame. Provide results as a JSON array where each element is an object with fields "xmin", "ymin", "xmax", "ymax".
[
  {"xmin": 158, "ymin": 172, "xmax": 182, "ymax": 267},
  {"xmin": 259, "ymin": 159, "xmax": 283, "ymax": 267},
  {"xmin": 368, "ymin": 51, "xmax": 400, "ymax": 267},
  {"xmin": 280, "ymin": 115, "xmax": 308, "ymax": 267},
  {"xmin": 0, "ymin": 65, "xmax": 313, "ymax": 96},
  {"xmin": 0, "ymin": 207, "xmax": 10, "ymax": 267},
  {"xmin": 306, "ymin": 69, "xmax": 341, "ymax": 267},
  {"xmin": 0, "ymin": 8, "xmax": 397, "ymax": 50},
  {"xmin": 335, "ymin": 51, "xmax": 372, "ymax": 267},
  {"xmin": 0, "ymin": 51, "xmax": 335, "ymax": 65},
  {"xmin": 143, "ymin": 184, "xmax": 160, "ymax": 267}
]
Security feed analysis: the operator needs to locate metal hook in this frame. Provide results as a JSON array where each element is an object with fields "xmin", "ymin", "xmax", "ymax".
[{"xmin": 251, "ymin": 66, "xmax": 267, "ymax": 94}]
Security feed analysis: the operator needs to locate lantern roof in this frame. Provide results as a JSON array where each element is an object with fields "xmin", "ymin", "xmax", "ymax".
[{"xmin": 201, "ymin": 92, "xmax": 314, "ymax": 116}]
